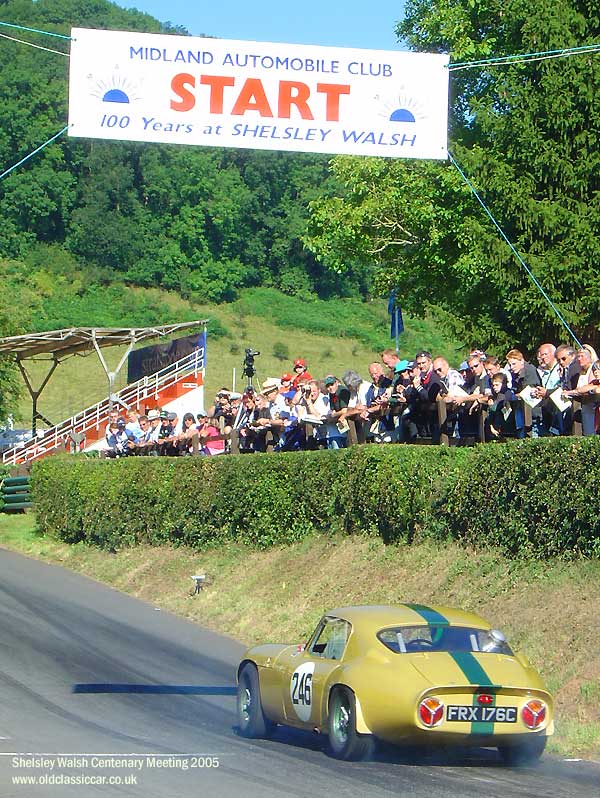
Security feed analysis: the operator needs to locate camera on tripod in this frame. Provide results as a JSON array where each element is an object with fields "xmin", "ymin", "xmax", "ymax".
[{"xmin": 242, "ymin": 348, "xmax": 261, "ymax": 381}]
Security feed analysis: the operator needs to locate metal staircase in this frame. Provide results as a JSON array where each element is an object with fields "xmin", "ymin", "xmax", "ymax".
[{"xmin": 2, "ymin": 349, "xmax": 205, "ymax": 466}]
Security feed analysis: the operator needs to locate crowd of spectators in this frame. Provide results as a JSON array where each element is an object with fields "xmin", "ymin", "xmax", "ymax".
[{"xmin": 104, "ymin": 345, "xmax": 600, "ymax": 457}]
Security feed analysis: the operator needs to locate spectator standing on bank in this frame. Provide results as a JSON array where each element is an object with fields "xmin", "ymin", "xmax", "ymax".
[
  {"xmin": 106, "ymin": 418, "xmax": 133, "ymax": 458},
  {"xmin": 280, "ymin": 373, "xmax": 294, "ymax": 394},
  {"xmin": 533, "ymin": 343, "xmax": 562, "ymax": 435},
  {"xmin": 486, "ymin": 372, "xmax": 521, "ymax": 440},
  {"xmin": 342, "ymin": 369, "xmax": 371, "ymax": 411},
  {"xmin": 452, "ymin": 354, "xmax": 490, "ymax": 441},
  {"xmin": 380, "ymin": 348, "xmax": 401, "ymax": 377},
  {"xmin": 125, "ymin": 409, "xmax": 144, "ymax": 443},
  {"xmin": 553, "ymin": 344, "xmax": 580, "ymax": 435},
  {"xmin": 506, "ymin": 348, "xmax": 543, "ymax": 436},
  {"xmin": 402, "ymin": 351, "xmax": 444, "ymax": 443},
  {"xmin": 273, "ymin": 391, "xmax": 305, "ymax": 452},
  {"xmin": 563, "ymin": 348, "xmax": 598, "ymax": 435},
  {"xmin": 484, "ymin": 356, "xmax": 512, "ymax": 389},
  {"xmin": 299, "ymin": 380, "xmax": 329, "ymax": 448},
  {"xmin": 177, "ymin": 412, "xmax": 199, "ymax": 455},
  {"xmin": 291, "ymin": 358, "xmax": 312, "ymax": 389},
  {"xmin": 361, "ymin": 362, "xmax": 394, "ymax": 442},
  {"xmin": 197, "ymin": 411, "xmax": 225, "ymax": 455},
  {"xmin": 557, "ymin": 345, "xmax": 581, "ymax": 391},
  {"xmin": 433, "ymin": 357, "xmax": 464, "ymax": 393},
  {"xmin": 157, "ymin": 410, "xmax": 177, "ymax": 456},
  {"xmin": 323, "ymin": 376, "xmax": 350, "ymax": 449}
]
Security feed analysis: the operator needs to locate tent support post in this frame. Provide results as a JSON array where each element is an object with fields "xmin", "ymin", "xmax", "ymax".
[
  {"xmin": 92, "ymin": 330, "xmax": 137, "ymax": 411},
  {"xmin": 16, "ymin": 356, "xmax": 59, "ymax": 436}
]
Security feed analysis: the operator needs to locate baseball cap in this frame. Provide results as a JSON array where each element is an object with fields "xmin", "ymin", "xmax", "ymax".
[
  {"xmin": 282, "ymin": 390, "xmax": 296, "ymax": 400},
  {"xmin": 459, "ymin": 361, "xmax": 470, "ymax": 371},
  {"xmin": 167, "ymin": 412, "xmax": 177, "ymax": 421},
  {"xmin": 147, "ymin": 409, "xmax": 160, "ymax": 420},
  {"xmin": 324, "ymin": 376, "xmax": 337, "ymax": 386},
  {"xmin": 294, "ymin": 358, "xmax": 307, "ymax": 368},
  {"xmin": 281, "ymin": 373, "xmax": 293, "ymax": 382}
]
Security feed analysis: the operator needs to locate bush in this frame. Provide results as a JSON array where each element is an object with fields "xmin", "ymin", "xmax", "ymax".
[
  {"xmin": 30, "ymin": 437, "xmax": 600, "ymax": 558},
  {"xmin": 440, "ymin": 437, "xmax": 600, "ymax": 558}
]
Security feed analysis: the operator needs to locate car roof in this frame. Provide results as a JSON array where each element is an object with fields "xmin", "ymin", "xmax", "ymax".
[{"xmin": 326, "ymin": 604, "xmax": 492, "ymax": 630}]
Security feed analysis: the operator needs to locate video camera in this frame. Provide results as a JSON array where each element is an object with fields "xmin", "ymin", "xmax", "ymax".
[{"xmin": 242, "ymin": 348, "xmax": 261, "ymax": 380}]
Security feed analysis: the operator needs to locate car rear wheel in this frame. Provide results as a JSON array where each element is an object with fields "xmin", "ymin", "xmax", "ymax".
[
  {"xmin": 237, "ymin": 663, "xmax": 274, "ymax": 739},
  {"xmin": 498, "ymin": 736, "xmax": 546, "ymax": 766},
  {"xmin": 327, "ymin": 686, "xmax": 374, "ymax": 761}
]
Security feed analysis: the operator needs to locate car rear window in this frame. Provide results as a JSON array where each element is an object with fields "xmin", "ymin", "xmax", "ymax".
[{"xmin": 377, "ymin": 625, "xmax": 513, "ymax": 655}]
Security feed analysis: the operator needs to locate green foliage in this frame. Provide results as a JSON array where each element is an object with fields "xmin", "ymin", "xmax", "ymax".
[
  {"xmin": 31, "ymin": 438, "xmax": 600, "ymax": 558},
  {"xmin": 306, "ymin": 0, "xmax": 600, "ymax": 353},
  {"xmin": 0, "ymin": 294, "xmax": 26, "ymax": 422},
  {"xmin": 0, "ymin": 0, "xmax": 343, "ymax": 300},
  {"xmin": 439, "ymin": 437, "xmax": 600, "ymax": 558},
  {"xmin": 272, "ymin": 342, "xmax": 290, "ymax": 362},
  {"xmin": 232, "ymin": 288, "xmax": 464, "ymax": 360}
]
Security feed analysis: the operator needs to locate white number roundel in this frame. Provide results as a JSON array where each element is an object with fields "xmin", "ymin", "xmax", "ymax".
[{"xmin": 290, "ymin": 662, "xmax": 315, "ymax": 722}]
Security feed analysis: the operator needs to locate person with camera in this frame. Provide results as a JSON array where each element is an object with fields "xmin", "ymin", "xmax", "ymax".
[
  {"xmin": 401, "ymin": 351, "xmax": 445, "ymax": 443},
  {"xmin": 244, "ymin": 381, "xmax": 285, "ymax": 451},
  {"xmin": 272, "ymin": 391, "xmax": 305, "ymax": 452},
  {"xmin": 156, "ymin": 410, "xmax": 178, "ymax": 456},
  {"xmin": 235, "ymin": 392, "xmax": 261, "ymax": 453},
  {"xmin": 105, "ymin": 417, "xmax": 134, "ymax": 458},
  {"xmin": 322, "ymin": 376, "xmax": 350, "ymax": 449},
  {"xmin": 365, "ymin": 361, "xmax": 405, "ymax": 442}
]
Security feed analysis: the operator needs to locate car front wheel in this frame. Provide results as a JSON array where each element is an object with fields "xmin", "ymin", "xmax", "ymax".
[
  {"xmin": 327, "ymin": 686, "xmax": 374, "ymax": 761},
  {"xmin": 237, "ymin": 663, "xmax": 274, "ymax": 739},
  {"xmin": 498, "ymin": 736, "xmax": 546, "ymax": 766}
]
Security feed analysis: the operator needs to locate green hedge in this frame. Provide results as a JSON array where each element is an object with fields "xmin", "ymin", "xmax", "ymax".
[{"xmin": 31, "ymin": 438, "xmax": 600, "ymax": 558}]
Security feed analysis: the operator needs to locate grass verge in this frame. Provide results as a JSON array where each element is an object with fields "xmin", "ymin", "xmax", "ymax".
[{"xmin": 1, "ymin": 513, "xmax": 598, "ymax": 759}]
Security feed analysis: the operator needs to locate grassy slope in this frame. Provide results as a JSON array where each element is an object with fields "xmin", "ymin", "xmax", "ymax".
[
  {"xmin": 1, "ymin": 514, "xmax": 599, "ymax": 759},
  {"xmin": 13, "ymin": 287, "xmax": 465, "ymax": 425}
]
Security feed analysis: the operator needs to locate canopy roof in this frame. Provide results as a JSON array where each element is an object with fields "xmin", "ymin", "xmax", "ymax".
[{"xmin": 0, "ymin": 321, "xmax": 208, "ymax": 360}]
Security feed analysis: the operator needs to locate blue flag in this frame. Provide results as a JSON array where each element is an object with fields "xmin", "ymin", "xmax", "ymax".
[{"xmin": 388, "ymin": 290, "xmax": 404, "ymax": 346}]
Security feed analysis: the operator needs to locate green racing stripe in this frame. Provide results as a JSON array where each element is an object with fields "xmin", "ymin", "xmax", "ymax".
[
  {"xmin": 407, "ymin": 604, "xmax": 498, "ymax": 736},
  {"xmin": 405, "ymin": 603, "xmax": 450, "ymax": 626},
  {"xmin": 449, "ymin": 652, "xmax": 497, "ymax": 736}
]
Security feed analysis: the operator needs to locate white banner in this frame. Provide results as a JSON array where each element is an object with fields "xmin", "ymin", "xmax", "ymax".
[{"xmin": 68, "ymin": 28, "xmax": 449, "ymax": 160}]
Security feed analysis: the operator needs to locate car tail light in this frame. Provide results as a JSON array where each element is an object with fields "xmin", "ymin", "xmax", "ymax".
[
  {"xmin": 419, "ymin": 697, "xmax": 444, "ymax": 727},
  {"xmin": 522, "ymin": 699, "xmax": 546, "ymax": 729}
]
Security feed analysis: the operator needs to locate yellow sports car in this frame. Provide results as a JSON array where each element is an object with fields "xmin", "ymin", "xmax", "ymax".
[{"xmin": 236, "ymin": 604, "xmax": 553, "ymax": 763}]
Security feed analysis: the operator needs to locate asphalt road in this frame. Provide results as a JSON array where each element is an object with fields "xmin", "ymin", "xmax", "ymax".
[{"xmin": 0, "ymin": 548, "xmax": 599, "ymax": 798}]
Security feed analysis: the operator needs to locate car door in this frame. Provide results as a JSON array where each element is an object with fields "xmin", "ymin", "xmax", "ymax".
[{"xmin": 280, "ymin": 617, "xmax": 352, "ymax": 729}]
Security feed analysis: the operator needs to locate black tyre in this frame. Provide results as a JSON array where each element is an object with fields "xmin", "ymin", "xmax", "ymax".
[
  {"xmin": 327, "ymin": 686, "xmax": 374, "ymax": 761},
  {"xmin": 237, "ymin": 663, "xmax": 274, "ymax": 739},
  {"xmin": 498, "ymin": 736, "xmax": 546, "ymax": 766}
]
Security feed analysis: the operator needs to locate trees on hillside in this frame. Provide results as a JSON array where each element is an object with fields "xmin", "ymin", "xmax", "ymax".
[
  {"xmin": 0, "ymin": 0, "xmax": 344, "ymax": 300},
  {"xmin": 306, "ymin": 0, "xmax": 600, "ymax": 352}
]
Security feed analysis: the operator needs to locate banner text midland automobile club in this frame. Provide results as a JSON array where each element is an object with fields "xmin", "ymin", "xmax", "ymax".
[{"xmin": 68, "ymin": 29, "xmax": 449, "ymax": 160}]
